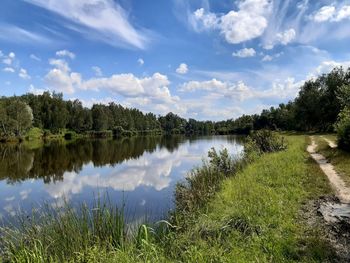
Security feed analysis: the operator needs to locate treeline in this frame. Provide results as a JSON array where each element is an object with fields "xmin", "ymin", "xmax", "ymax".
[
  {"xmin": 0, "ymin": 92, "xmax": 218, "ymax": 140},
  {"xmin": 1, "ymin": 67, "xmax": 349, "ymax": 144},
  {"xmin": 218, "ymin": 67, "xmax": 350, "ymax": 135}
]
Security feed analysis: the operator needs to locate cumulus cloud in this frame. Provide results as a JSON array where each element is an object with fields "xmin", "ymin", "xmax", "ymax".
[
  {"xmin": 45, "ymin": 59, "xmax": 81, "ymax": 94},
  {"xmin": 92, "ymin": 66, "xmax": 103, "ymax": 77},
  {"xmin": 176, "ymin": 63, "xmax": 188, "ymax": 74},
  {"xmin": 24, "ymin": 0, "xmax": 150, "ymax": 49},
  {"xmin": 19, "ymin": 68, "xmax": 31, "ymax": 80},
  {"xmin": 313, "ymin": 5, "xmax": 350, "ymax": 22},
  {"xmin": 314, "ymin": 60, "xmax": 350, "ymax": 75},
  {"xmin": 191, "ymin": 0, "xmax": 272, "ymax": 44},
  {"xmin": 44, "ymin": 57, "xmax": 180, "ymax": 112},
  {"xmin": 138, "ymin": 58, "xmax": 144, "ymax": 66},
  {"xmin": 180, "ymin": 77, "xmax": 301, "ymax": 102},
  {"xmin": 56, "ymin": 49, "xmax": 75, "ymax": 59},
  {"xmin": 190, "ymin": 8, "xmax": 219, "ymax": 31},
  {"xmin": 232, "ymin": 48, "xmax": 256, "ymax": 58},
  {"xmin": 29, "ymin": 84, "xmax": 47, "ymax": 95},
  {"xmin": 263, "ymin": 28, "xmax": 296, "ymax": 49},
  {"xmin": 261, "ymin": 51, "xmax": 283, "ymax": 62},
  {"xmin": 3, "ymin": 67, "xmax": 15, "ymax": 73},
  {"xmin": 262, "ymin": 55, "xmax": 273, "ymax": 61},
  {"xmin": 2, "ymin": 52, "xmax": 15, "ymax": 65},
  {"xmin": 276, "ymin": 28, "xmax": 296, "ymax": 45}
]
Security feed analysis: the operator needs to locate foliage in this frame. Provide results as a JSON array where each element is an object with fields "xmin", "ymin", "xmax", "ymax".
[
  {"xmin": 245, "ymin": 129, "xmax": 287, "ymax": 154},
  {"xmin": 175, "ymin": 148, "xmax": 241, "ymax": 217},
  {"xmin": 334, "ymin": 107, "xmax": 350, "ymax": 151},
  {"xmin": 0, "ymin": 98, "xmax": 33, "ymax": 139}
]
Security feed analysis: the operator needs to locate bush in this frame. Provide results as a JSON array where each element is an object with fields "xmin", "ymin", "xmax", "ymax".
[
  {"xmin": 245, "ymin": 130, "xmax": 287, "ymax": 155},
  {"xmin": 335, "ymin": 107, "xmax": 350, "ymax": 151},
  {"xmin": 175, "ymin": 148, "xmax": 241, "ymax": 216}
]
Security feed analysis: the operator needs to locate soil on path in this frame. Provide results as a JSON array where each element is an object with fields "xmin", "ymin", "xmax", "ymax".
[
  {"xmin": 307, "ymin": 137, "xmax": 350, "ymax": 203},
  {"xmin": 306, "ymin": 137, "xmax": 350, "ymax": 261}
]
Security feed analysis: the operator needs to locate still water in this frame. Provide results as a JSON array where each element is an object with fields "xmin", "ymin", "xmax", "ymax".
[{"xmin": 0, "ymin": 135, "xmax": 244, "ymax": 222}]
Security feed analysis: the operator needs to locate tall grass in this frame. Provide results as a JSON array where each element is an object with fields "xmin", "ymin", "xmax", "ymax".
[{"xmin": 174, "ymin": 130, "xmax": 287, "ymax": 221}]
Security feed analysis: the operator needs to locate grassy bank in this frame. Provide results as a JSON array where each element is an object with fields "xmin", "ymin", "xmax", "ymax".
[{"xmin": 0, "ymin": 135, "xmax": 336, "ymax": 262}]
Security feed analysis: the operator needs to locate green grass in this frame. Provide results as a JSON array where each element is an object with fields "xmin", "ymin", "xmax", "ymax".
[
  {"xmin": 158, "ymin": 136, "xmax": 334, "ymax": 262},
  {"xmin": 315, "ymin": 135, "xmax": 350, "ymax": 186},
  {"xmin": 0, "ymin": 135, "xmax": 336, "ymax": 262}
]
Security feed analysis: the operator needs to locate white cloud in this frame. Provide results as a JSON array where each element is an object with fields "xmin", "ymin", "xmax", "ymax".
[
  {"xmin": 313, "ymin": 5, "xmax": 350, "ymax": 22},
  {"xmin": 45, "ymin": 58, "xmax": 180, "ymax": 113},
  {"xmin": 276, "ymin": 28, "xmax": 296, "ymax": 45},
  {"xmin": 138, "ymin": 58, "xmax": 144, "ymax": 66},
  {"xmin": 29, "ymin": 84, "xmax": 47, "ymax": 95},
  {"xmin": 56, "ymin": 49, "xmax": 75, "ymax": 59},
  {"xmin": 25, "ymin": 0, "xmax": 150, "ymax": 49},
  {"xmin": 264, "ymin": 28, "xmax": 296, "ymax": 49},
  {"xmin": 336, "ymin": 5, "xmax": 350, "ymax": 21},
  {"xmin": 314, "ymin": 60, "xmax": 350, "ymax": 75},
  {"xmin": 261, "ymin": 51, "xmax": 283, "ymax": 62},
  {"xmin": 3, "ymin": 67, "xmax": 15, "ymax": 73},
  {"xmin": 180, "ymin": 77, "xmax": 301, "ymax": 102},
  {"xmin": 232, "ymin": 48, "xmax": 256, "ymax": 58},
  {"xmin": 190, "ymin": 8, "xmax": 219, "ymax": 31},
  {"xmin": 180, "ymin": 79, "xmax": 252, "ymax": 100},
  {"xmin": 262, "ymin": 55, "xmax": 273, "ymax": 62},
  {"xmin": 30, "ymin": 54, "xmax": 41, "ymax": 61},
  {"xmin": 220, "ymin": 0, "xmax": 271, "ymax": 44},
  {"xmin": 2, "ymin": 52, "xmax": 15, "ymax": 65},
  {"xmin": 191, "ymin": 0, "xmax": 271, "ymax": 44},
  {"xmin": 19, "ymin": 68, "xmax": 31, "ymax": 80},
  {"xmin": 0, "ymin": 24, "xmax": 53, "ymax": 44},
  {"xmin": 45, "ymin": 59, "xmax": 81, "ymax": 94},
  {"xmin": 49, "ymin": 59, "xmax": 71, "ymax": 72},
  {"xmin": 176, "ymin": 63, "xmax": 188, "ymax": 74},
  {"xmin": 92, "ymin": 66, "xmax": 103, "ymax": 77},
  {"xmin": 313, "ymin": 5, "xmax": 336, "ymax": 22}
]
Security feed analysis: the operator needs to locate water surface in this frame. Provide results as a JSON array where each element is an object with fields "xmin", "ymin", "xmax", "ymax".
[{"xmin": 0, "ymin": 135, "xmax": 244, "ymax": 222}]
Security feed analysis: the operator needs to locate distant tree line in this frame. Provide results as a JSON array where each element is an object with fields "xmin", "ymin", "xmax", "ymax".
[
  {"xmin": 0, "ymin": 92, "xmax": 216, "ymax": 140},
  {"xmin": 217, "ymin": 67, "xmax": 350, "ymax": 133},
  {"xmin": 0, "ymin": 67, "xmax": 349, "ymax": 148}
]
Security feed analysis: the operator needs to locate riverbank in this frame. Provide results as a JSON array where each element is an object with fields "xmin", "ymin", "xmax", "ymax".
[
  {"xmin": 0, "ymin": 134, "xmax": 344, "ymax": 262},
  {"xmin": 0, "ymin": 127, "xmax": 165, "ymax": 145}
]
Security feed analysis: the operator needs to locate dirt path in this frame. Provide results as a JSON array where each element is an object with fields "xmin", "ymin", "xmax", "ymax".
[
  {"xmin": 307, "ymin": 137, "xmax": 350, "ymax": 203},
  {"xmin": 321, "ymin": 136, "xmax": 338, "ymax": 148}
]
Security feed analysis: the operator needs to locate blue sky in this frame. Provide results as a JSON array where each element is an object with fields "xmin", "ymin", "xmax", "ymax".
[{"xmin": 1, "ymin": 0, "xmax": 350, "ymax": 120}]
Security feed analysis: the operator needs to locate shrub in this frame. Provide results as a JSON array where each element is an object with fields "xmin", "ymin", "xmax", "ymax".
[
  {"xmin": 175, "ymin": 148, "xmax": 241, "ymax": 216},
  {"xmin": 335, "ymin": 107, "xmax": 350, "ymax": 151},
  {"xmin": 245, "ymin": 130, "xmax": 287, "ymax": 155}
]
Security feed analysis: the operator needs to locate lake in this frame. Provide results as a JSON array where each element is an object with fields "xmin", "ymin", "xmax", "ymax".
[{"xmin": 0, "ymin": 135, "xmax": 244, "ymax": 223}]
